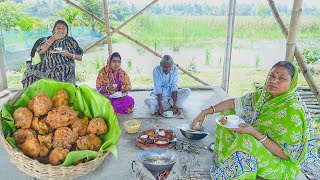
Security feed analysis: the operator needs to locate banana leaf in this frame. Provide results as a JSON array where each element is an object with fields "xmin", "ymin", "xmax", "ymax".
[{"xmin": 1, "ymin": 79, "xmax": 121, "ymax": 167}]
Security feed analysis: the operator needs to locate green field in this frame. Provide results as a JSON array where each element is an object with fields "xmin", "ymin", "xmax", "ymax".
[{"xmin": 118, "ymin": 15, "xmax": 320, "ymax": 49}]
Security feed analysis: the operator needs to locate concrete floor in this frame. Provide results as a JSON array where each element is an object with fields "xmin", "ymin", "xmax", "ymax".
[{"xmin": 0, "ymin": 88, "xmax": 308, "ymax": 180}]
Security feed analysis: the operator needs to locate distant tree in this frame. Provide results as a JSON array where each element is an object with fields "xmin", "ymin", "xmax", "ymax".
[
  {"xmin": 109, "ymin": 0, "xmax": 132, "ymax": 21},
  {"xmin": 16, "ymin": 16, "xmax": 42, "ymax": 47},
  {"xmin": 236, "ymin": 4, "xmax": 254, "ymax": 16},
  {"xmin": 80, "ymin": 0, "xmax": 103, "ymax": 31},
  {"xmin": 255, "ymin": 5, "xmax": 271, "ymax": 17},
  {"xmin": 57, "ymin": 7, "xmax": 80, "ymax": 35},
  {"xmin": 150, "ymin": 4, "xmax": 164, "ymax": 15},
  {"xmin": 0, "ymin": 1, "xmax": 24, "ymax": 30}
]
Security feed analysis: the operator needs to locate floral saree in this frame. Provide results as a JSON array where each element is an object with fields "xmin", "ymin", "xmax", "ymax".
[
  {"xmin": 96, "ymin": 60, "xmax": 134, "ymax": 114},
  {"xmin": 211, "ymin": 65, "xmax": 318, "ymax": 179}
]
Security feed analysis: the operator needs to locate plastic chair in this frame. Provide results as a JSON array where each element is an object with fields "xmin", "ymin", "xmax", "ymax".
[{"xmin": 26, "ymin": 37, "xmax": 76, "ymax": 84}]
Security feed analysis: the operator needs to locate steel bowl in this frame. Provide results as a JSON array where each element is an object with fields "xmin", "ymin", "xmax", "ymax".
[
  {"xmin": 138, "ymin": 147, "xmax": 177, "ymax": 173},
  {"xmin": 177, "ymin": 123, "xmax": 210, "ymax": 140}
]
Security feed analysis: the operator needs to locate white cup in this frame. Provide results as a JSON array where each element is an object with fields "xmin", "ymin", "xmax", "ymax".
[
  {"xmin": 54, "ymin": 47, "xmax": 62, "ymax": 52},
  {"xmin": 226, "ymin": 115, "xmax": 239, "ymax": 125}
]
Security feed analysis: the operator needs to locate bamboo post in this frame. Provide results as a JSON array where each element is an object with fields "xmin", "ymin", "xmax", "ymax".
[
  {"xmin": 103, "ymin": 0, "xmax": 112, "ymax": 57},
  {"xmin": 222, "ymin": 0, "xmax": 236, "ymax": 93},
  {"xmin": 285, "ymin": 0, "xmax": 303, "ymax": 62},
  {"xmin": 0, "ymin": 27, "xmax": 7, "ymax": 91},
  {"xmin": 268, "ymin": 0, "xmax": 320, "ymax": 102},
  {"xmin": 111, "ymin": 0, "xmax": 159, "ymax": 35}
]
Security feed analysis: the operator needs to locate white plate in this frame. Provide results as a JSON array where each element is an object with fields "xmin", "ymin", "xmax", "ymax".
[
  {"xmin": 162, "ymin": 111, "xmax": 178, "ymax": 118},
  {"xmin": 215, "ymin": 115, "xmax": 246, "ymax": 128},
  {"xmin": 49, "ymin": 50, "xmax": 63, "ymax": 54},
  {"xmin": 109, "ymin": 91, "xmax": 124, "ymax": 99}
]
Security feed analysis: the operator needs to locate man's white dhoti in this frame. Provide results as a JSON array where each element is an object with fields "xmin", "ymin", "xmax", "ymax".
[{"xmin": 144, "ymin": 88, "xmax": 191, "ymax": 114}]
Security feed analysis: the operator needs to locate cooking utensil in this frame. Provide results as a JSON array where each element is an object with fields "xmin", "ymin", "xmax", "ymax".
[
  {"xmin": 176, "ymin": 124, "xmax": 210, "ymax": 140},
  {"xmin": 138, "ymin": 147, "xmax": 177, "ymax": 174}
]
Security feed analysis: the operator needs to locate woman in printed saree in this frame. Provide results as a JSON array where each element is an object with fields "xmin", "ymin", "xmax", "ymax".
[
  {"xmin": 192, "ymin": 61, "xmax": 318, "ymax": 179},
  {"xmin": 96, "ymin": 52, "xmax": 135, "ymax": 114},
  {"xmin": 22, "ymin": 20, "xmax": 83, "ymax": 88}
]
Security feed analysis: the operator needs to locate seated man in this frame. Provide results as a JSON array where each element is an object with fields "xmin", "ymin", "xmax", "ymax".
[{"xmin": 145, "ymin": 55, "xmax": 191, "ymax": 115}]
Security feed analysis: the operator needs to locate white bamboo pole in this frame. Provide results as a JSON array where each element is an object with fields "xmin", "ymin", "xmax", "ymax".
[
  {"xmin": 222, "ymin": 0, "xmax": 236, "ymax": 93},
  {"xmin": 103, "ymin": 0, "xmax": 113, "ymax": 57},
  {"xmin": 0, "ymin": 27, "xmax": 7, "ymax": 91},
  {"xmin": 111, "ymin": 0, "xmax": 159, "ymax": 35},
  {"xmin": 285, "ymin": 0, "xmax": 303, "ymax": 62},
  {"xmin": 268, "ymin": 0, "xmax": 320, "ymax": 102}
]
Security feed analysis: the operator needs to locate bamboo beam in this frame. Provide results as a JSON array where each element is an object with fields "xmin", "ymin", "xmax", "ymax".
[
  {"xmin": 111, "ymin": 0, "xmax": 158, "ymax": 36},
  {"xmin": 175, "ymin": 64, "xmax": 210, "ymax": 86},
  {"xmin": 63, "ymin": 0, "xmax": 161, "ymax": 57},
  {"xmin": 268, "ymin": 0, "xmax": 320, "ymax": 103},
  {"xmin": 0, "ymin": 28, "xmax": 7, "ymax": 91},
  {"xmin": 63, "ymin": 0, "xmax": 210, "ymax": 86},
  {"xmin": 285, "ymin": 0, "xmax": 303, "ymax": 62},
  {"xmin": 103, "ymin": 0, "xmax": 113, "ymax": 57},
  {"xmin": 222, "ymin": 0, "xmax": 236, "ymax": 92}
]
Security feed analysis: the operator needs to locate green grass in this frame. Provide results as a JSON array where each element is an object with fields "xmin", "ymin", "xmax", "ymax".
[{"xmin": 121, "ymin": 15, "xmax": 320, "ymax": 48}]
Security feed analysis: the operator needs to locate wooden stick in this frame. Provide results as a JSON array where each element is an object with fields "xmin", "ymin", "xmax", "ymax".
[
  {"xmin": 0, "ymin": 27, "xmax": 7, "ymax": 91},
  {"xmin": 175, "ymin": 64, "xmax": 210, "ymax": 86},
  {"xmin": 111, "ymin": 0, "xmax": 158, "ymax": 35},
  {"xmin": 268, "ymin": 0, "xmax": 320, "ymax": 102},
  {"xmin": 285, "ymin": 0, "xmax": 302, "ymax": 62},
  {"xmin": 103, "ymin": 0, "xmax": 113, "ymax": 57}
]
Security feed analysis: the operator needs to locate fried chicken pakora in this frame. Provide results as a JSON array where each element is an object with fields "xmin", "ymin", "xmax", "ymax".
[
  {"xmin": 53, "ymin": 127, "xmax": 78, "ymax": 149},
  {"xmin": 87, "ymin": 117, "xmax": 108, "ymax": 135},
  {"xmin": 38, "ymin": 133, "xmax": 53, "ymax": 149},
  {"xmin": 52, "ymin": 89, "xmax": 69, "ymax": 108},
  {"xmin": 45, "ymin": 106, "xmax": 78, "ymax": 128},
  {"xmin": 18, "ymin": 137, "xmax": 40, "ymax": 158},
  {"xmin": 48, "ymin": 147, "xmax": 69, "ymax": 166},
  {"xmin": 71, "ymin": 117, "xmax": 89, "ymax": 136},
  {"xmin": 39, "ymin": 144, "xmax": 49, "ymax": 157},
  {"xmin": 28, "ymin": 91, "xmax": 53, "ymax": 116},
  {"xmin": 13, "ymin": 107, "xmax": 33, "ymax": 129},
  {"xmin": 13, "ymin": 128, "xmax": 37, "ymax": 144},
  {"xmin": 32, "ymin": 117, "xmax": 52, "ymax": 135},
  {"xmin": 76, "ymin": 134, "xmax": 102, "ymax": 151}
]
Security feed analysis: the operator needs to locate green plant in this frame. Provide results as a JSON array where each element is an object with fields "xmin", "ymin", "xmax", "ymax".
[
  {"xmin": 95, "ymin": 58, "xmax": 101, "ymax": 70},
  {"xmin": 302, "ymin": 45, "xmax": 320, "ymax": 64},
  {"xmin": 172, "ymin": 43, "xmax": 181, "ymax": 52},
  {"xmin": 127, "ymin": 58, "xmax": 133, "ymax": 72},
  {"xmin": 187, "ymin": 57, "xmax": 198, "ymax": 73},
  {"xmin": 255, "ymin": 55, "xmax": 261, "ymax": 68},
  {"xmin": 18, "ymin": 65, "xmax": 27, "ymax": 74},
  {"xmin": 135, "ymin": 66, "xmax": 143, "ymax": 74},
  {"xmin": 205, "ymin": 48, "xmax": 211, "ymax": 65}
]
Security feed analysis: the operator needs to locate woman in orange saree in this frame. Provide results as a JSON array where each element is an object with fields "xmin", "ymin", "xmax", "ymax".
[{"xmin": 96, "ymin": 52, "xmax": 135, "ymax": 114}]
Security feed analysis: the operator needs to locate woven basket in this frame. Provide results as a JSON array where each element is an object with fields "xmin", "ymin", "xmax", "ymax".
[{"xmin": 0, "ymin": 90, "xmax": 109, "ymax": 179}]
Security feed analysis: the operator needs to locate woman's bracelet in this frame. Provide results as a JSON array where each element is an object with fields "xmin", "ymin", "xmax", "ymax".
[
  {"xmin": 210, "ymin": 105, "xmax": 216, "ymax": 114},
  {"xmin": 258, "ymin": 134, "xmax": 268, "ymax": 142},
  {"xmin": 201, "ymin": 110, "xmax": 207, "ymax": 117},
  {"xmin": 45, "ymin": 40, "xmax": 51, "ymax": 46}
]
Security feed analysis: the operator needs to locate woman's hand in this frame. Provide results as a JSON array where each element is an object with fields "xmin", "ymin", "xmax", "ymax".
[
  {"xmin": 229, "ymin": 123, "xmax": 256, "ymax": 135},
  {"xmin": 191, "ymin": 111, "xmax": 206, "ymax": 129},
  {"xmin": 59, "ymin": 50, "xmax": 70, "ymax": 57},
  {"xmin": 52, "ymin": 32, "xmax": 64, "ymax": 41}
]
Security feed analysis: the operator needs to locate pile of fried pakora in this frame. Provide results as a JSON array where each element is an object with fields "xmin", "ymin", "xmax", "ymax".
[{"xmin": 12, "ymin": 89, "xmax": 108, "ymax": 166}]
